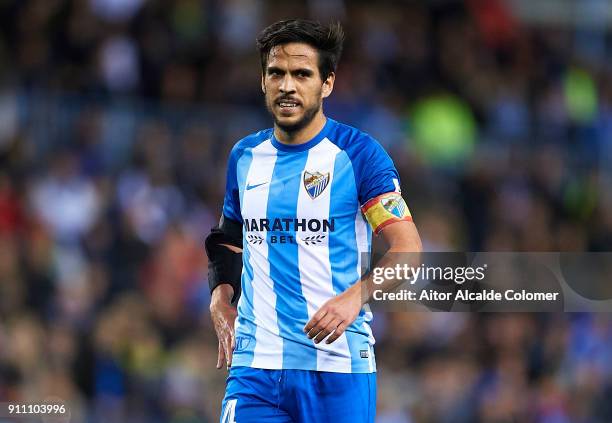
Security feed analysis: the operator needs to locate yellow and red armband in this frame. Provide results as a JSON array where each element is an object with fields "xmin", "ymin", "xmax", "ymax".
[{"xmin": 361, "ymin": 192, "xmax": 412, "ymax": 234}]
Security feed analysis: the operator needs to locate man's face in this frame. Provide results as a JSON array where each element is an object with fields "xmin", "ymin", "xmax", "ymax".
[{"xmin": 262, "ymin": 42, "xmax": 334, "ymax": 133}]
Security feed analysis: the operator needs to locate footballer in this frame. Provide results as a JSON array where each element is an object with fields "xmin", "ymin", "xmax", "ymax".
[{"xmin": 205, "ymin": 19, "xmax": 422, "ymax": 423}]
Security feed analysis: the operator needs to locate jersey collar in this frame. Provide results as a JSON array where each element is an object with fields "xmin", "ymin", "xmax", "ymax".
[{"xmin": 271, "ymin": 117, "xmax": 334, "ymax": 152}]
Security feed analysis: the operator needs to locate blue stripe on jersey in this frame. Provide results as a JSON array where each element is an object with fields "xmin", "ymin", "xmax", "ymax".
[
  {"xmin": 266, "ymin": 150, "xmax": 317, "ymax": 369},
  {"xmin": 235, "ymin": 147, "xmax": 256, "ymax": 365},
  {"xmin": 328, "ymin": 150, "xmax": 370, "ymax": 372}
]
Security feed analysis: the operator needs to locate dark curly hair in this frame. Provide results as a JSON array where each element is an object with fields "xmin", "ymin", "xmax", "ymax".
[{"xmin": 256, "ymin": 19, "xmax": 345, "ymax": 80}]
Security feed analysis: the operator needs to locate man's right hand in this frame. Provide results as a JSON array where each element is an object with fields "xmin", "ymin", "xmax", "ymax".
[{"xmin": 210, "ymin": 284, "xmax": 238, "ymax": 369}]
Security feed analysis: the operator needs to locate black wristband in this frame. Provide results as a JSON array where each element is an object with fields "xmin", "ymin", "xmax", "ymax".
[{"xmin": 205, "ymin": 216, "xmax": 243, "ymax": 303}]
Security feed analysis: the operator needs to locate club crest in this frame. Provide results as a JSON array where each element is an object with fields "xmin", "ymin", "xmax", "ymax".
[
  {"xmin": 381, "ymin": 196, "xmax": 405, "ymax": 218},
  {"xmin": 303, "ymin": 171, "xmax": 330, "ymax": 199}
]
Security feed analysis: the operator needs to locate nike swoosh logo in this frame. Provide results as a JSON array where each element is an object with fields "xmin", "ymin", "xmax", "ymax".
[{"xmin": 246, "ymin": 181, "xmax": 269, "ymax": 190}]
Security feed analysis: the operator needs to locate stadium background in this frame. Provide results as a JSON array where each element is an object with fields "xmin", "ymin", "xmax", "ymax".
[{"xmin": 0, "ymin": 0, "xmax": 611, "ymax": 422}]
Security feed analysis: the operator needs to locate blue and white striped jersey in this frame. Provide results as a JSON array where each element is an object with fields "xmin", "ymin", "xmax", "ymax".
[{"xmin": 222, "ymin": 118, "xmax": 402, "ymax": 373}]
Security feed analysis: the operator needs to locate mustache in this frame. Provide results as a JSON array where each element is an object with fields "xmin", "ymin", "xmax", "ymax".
[{"xmin": 275, "ymin": 96, "xmax": 301, "ymax": 103}]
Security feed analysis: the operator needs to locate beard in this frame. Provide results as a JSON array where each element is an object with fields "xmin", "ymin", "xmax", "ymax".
[{"xmin": 266, "ymin": 96, "xmax": 322, "ymax": 135}]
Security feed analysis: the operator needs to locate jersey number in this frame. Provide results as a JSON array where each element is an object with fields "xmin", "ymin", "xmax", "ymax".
[{"xmin": 222, "ymin": 399, "xmax": 237, "ymax": 423}]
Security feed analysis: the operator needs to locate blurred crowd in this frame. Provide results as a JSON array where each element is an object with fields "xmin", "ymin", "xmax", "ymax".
[{"xmin": 0, "ymin": 0, "xmax": 611, "ymax": 422}]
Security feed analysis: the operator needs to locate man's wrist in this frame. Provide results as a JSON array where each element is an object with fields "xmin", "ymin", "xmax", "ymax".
[
  {"xmin": 210, "ymin": 284, "xmax": 235, "ymax": 309},
  {"xmin": 349, "ymin": 280, "xmax": 370, "ymax": 306}
]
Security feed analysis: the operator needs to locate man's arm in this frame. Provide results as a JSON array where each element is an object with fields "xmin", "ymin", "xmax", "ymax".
[
  {"xmin": 359, "ymin": 220, "xmax": 422, "ymax": 303},
  {"xmin": 205, "ymin": 215, "xmax": 243, "ymax": 302},
  {"xmin": 205, "ymin": 215, "xmax": 243, "ymax": 369},
  {"xmin": 304, "ymin": 220, "xmax": 422, "ymax": 344}
]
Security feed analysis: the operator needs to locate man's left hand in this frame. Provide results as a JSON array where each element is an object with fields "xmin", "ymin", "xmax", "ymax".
[{"xmin": 303, "ymin": 283, "xmax": 363, "ymax": 344}]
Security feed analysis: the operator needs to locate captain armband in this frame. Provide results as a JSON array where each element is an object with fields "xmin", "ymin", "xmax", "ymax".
[
  {"xmin": 204, "ymin": 215, "xmax": 243, "ymax": 303},
  {"xmin": 361, "ymin": 192, "xmax": 413, "ymax": 235}
]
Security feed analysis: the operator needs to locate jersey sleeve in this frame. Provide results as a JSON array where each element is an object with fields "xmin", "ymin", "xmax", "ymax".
[
  {"xmin": 355, "ymin": 140, "xmax": 400, "ymax": 204},
  {"xmin": 221, "ymin": 145, "xmax": 242, "ymax": 222},
  {"xmin": 354, "ymin": 139, "xmax": 412, "ymax": 234}
]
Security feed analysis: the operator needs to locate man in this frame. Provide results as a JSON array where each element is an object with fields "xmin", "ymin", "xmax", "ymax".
[{"xmin": 205, "ymin": 19, "xmax": 422, "ymax": 423}]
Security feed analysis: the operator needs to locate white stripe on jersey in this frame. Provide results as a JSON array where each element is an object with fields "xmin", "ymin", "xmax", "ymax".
[
  {"xmin": 295, "ymin": 138, "xmax": 352, "ymax": 372},
  {"xmin": 241, "ymin": 139, "xmax": 283, "ymax": 368}
]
